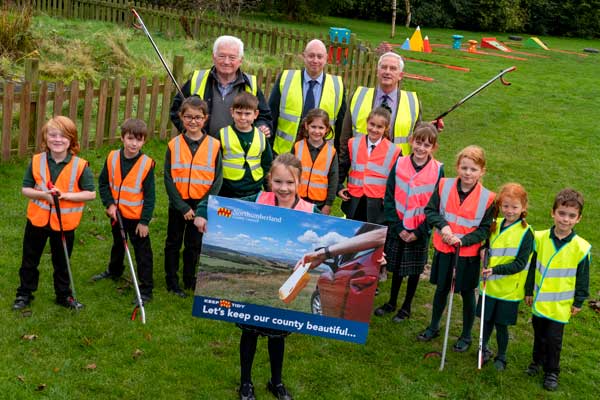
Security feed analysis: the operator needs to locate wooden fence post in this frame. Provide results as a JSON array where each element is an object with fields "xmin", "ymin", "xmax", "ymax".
[
  {"xmin": 25, "ymin": 58, "xmax": 39, "ymax": 153},
  {"xmin": 173, "ymin": 55, "xmax": 185, "ymax": 90},
  {"xmin": 283, "ymin": 54, "xmax": 294, "ymax": 69}
]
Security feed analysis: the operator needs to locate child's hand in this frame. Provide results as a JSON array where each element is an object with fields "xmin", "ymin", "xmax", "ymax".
[
  {"xmin": 337, "ymin": 188, "xmax": 350, "ymax": 201},
  {"xmin": 481, "ymin": 268, "xmax": 493, "ymax": 278},
  {"xmin": 525, "ymin": 296, "xmax": 533, "ymax": 306},
  {"xmin": 571, "ymin": 306, "xmax": 581, "ymax": 316},
  {"xmin": 183, "ymin": 209, "xmax": 195, "ymax": 221},
  {"xmin": 257, "ymin": 124, "xmax": 271, "ymax": 138},
  {"xmin": 194, "ymin": 217, "xmax": 207, "ymax": 233},
  {"xmin": 399, "ymin": 230, "xmax": 417, "ymax": 243},
  {"xmin": 106, "ymin": 204, "xmax": 117, "ymax": 220},
  {"xmin": 321, "ymin": 205, "xmax": 331, "ymax": 215},
  {"xmin": 136, "ymin": 223, "xmax": 149, "ymax": 238}
]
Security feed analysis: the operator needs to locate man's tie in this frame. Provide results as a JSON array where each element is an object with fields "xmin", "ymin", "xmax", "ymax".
[
  {"xmin": 380, "ymin": 94, "xmax": 392, "ymax": 114},
  {"xmin": 303, "ymin": 80, "xmax": 318, "ymax": 116}
]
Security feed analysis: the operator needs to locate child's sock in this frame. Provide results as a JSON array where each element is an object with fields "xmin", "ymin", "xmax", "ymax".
[
  {"xmin": 268, "ymin": 337, "xmax": 285, "ymax": 385},
  {"xmin": 496, "ymin": 323, "xmax": 509, "ymax": 361},
  {"xmin": 460, "ymin": 289, "xmax": 476, "ymax": 339},
  {"xmin": 388, "ymin": 273, "xmax": 403, "ymax": 307},
  {"xmin": 240, "ymin": 331, "xmax": 258, "ymax": 383},
  {"xmin": 430, "ymin": 286, "xmax": 450, "ymax": 330},
  {"xmin": 400, "ymin": 273, "xmax": 420, "ymax": 313}
]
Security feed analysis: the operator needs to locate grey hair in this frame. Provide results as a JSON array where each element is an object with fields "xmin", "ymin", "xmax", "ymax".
[
  {"xmin": 378, "ymin": 52, "xmax": 404, "ymax": 72},
  {"xmin": 213, "ymin": 35, "xmax": 244, "ymax": 58}
]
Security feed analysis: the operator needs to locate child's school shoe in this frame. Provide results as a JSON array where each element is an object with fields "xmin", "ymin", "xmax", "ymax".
[
  {"xmin": 239, "ymin": 382, "xmax": 256, "ymax": 400},
  {"xmin": 452, "ymin": 336, "xmax": 472, "ymax": 352},
  {"xmin": 417, "ymin": 327, "xmax": 440, "ymax": 342},
  {"xmin": 543, "ymin": 372, "xmax": 559, "ymax": 391},
  {"xmin": 392, "ymin": 308, "xmax": 410, "ymax": 323},
  {"xmin": 56, "ymin": 296, "xmax": 84, "ymax": 310},
  {"xmin": 494, "ymin": 357, "xmax": 507, "ymax": 371},
  {"xmin": 482, "ymin": 347, "xmax": 494, "ymax": 365},
  {"xmin": 374, "ymin": 303, "xmax": 396, "ymax": 316},
  {"xmin": 12, "ymin": 295, "xmax": 32, "ymax": 310},
  {"xmin": 525, "ymin": 362, "xmax": 542, "ymax": 376},
  {"xmin": 91, "ymin": 270, "xmax": 118, "ymax": 282},
  {"xmin": 267, "ymin": 381, "xmax": 293, "ymax": 400},
  {"xmin": 131, "ymin": 294, "xmax": 153, "ymax": 305}
]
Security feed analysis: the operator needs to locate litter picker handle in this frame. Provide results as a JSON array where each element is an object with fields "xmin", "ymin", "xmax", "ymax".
[
  {"xmin": 47, "ymin": 181, "xmax": 64, "ymax": 231},
  {"xmin": 115, "ymin": 207, "xmax": 128, "ymax": 243},
  {"xmin": 130, "ymin": 8, "xmax": 184, "ymax": 98},
  {"xmin": 434, "ymin": 66, "xmax": 516, "ymax": 122}
]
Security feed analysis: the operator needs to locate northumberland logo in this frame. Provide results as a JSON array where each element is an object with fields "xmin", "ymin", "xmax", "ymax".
[
  {"xmin": 219, "ymin": 300, "xmax": 232, "ymax": 308},
  {"xmin": 217, "ymin": 207, "xmax": 232, "ymax": 218}
]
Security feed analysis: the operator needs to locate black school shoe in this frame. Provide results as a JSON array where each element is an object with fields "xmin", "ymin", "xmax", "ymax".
[
  {"xmin": 267, "ymin": 381, "xmax": 293, "ymax": 400},
  {"xmin": 525, "ymin": 362, "xmax": 542, "ymax": 377},
  {"xmin": 374, "ymin": 303, "xmax": 396, "ymax": 317},
  {"xmin": 392, "ymin": 309, "xmax": 410, "ymax": 323},
  {"xmin": 452, "ymin": 336, "xmax": 472, "ymax": 352},
  {"xmin": 91, "ymin": 270, "xmax": 118, "ymax": 282},
  {"xmin": 543, "ymin": 372, "xmax": 559, "ymax": 391},
  {"xmin": 12, "ymin": 295, "xmax": 33, "ymax": 310},
  {"xmin": 482, "ymin": 347, "xmax": 494, "ymax": 365},
  {"xmin": 239, "ymin": 382, "xmax": 256, "ymax": 400},
  {"xmin": 131, "ymin": 293, "xmax": 153, "ymax": 305},
  {"xmin": 417, "ymin": 327, "xmax": 440, "ymax": 341},
  {"xmin": 56, "ymin": 296, "xmax": 84, "ymax": 310},
  {"xmin": 167, "ymin": 287, "xmax": 187, "ymax": 298}
]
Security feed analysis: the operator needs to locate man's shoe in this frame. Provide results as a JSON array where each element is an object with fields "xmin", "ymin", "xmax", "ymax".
[
  {"xmin": 168, "ymin": 288, "xmax": 187, "ymax": 298},
  {"xmin": 417, "ymin": 327, "xmax": 440, "ymax": 342},
  {"xmin": 525, "ymin": 362, "xmax": 542, "ymax": 377},
  {"xmin": 12, "ymin": 295, "xmax": 32, "ymax": 311},
  {"xmin": 91, "ymin": 270, "xmax": 116, "ymax": 282},
  {"xmin": 392, "ymin": 308, "xmax": 410, "ymax": 323},
  {"xmin": 56, "ymin": 296, "xmax": 84, "ymax": 310},
  {"xmin": 267, "ymin": 381, "xmax": 293, "ymax": 400},
  {"xmin": 239, "ymin": 382, "xmax": 256, "ymax": 400},
  {"xmin": 374, "ymin": 303, "xmax": 396, "ymax": 317},
  {"xmin": 543, "ymin": 372, "xmax": 559, "ymax": 391},
  {"xmin": 452, "ymin": 336, "xmax": 472, "ymax": 352}
]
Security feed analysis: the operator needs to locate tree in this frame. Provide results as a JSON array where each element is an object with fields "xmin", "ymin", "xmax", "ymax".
[{"xmin": 391, "ymin": 0, "xmax": 397, "ymax": 37}]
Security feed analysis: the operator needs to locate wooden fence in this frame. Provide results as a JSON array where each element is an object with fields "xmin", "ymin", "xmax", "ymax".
[
  {"xmin": 14, "ymin": 0, "xmax": 372, "ymax": 66},
  {"xmin": 0, "ymin": 56, "xmax": 378, "ymax": 161}
]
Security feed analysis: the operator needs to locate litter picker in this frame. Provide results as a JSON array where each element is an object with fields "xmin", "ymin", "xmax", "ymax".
[
  {"xmin": 130, "ymin": 8, "xmax": 184, "ymax": 98},
  {"xmin": 434, "ymin": 66, "xmax": 516, "ymax": 126},
  {"xmin": 440, "ymin": 244, "xmax": 461, "ymax": 371},
  {"xmin": 115, "ymin": 208, "xmax": 146, "ymax": 324},
  {"xmin": 47, "ymin": 181, "xmax": 79, "ymax": 305},
  {"xmin": 477, "ymin": 248, "xmax": 490, "ymax": 369}
]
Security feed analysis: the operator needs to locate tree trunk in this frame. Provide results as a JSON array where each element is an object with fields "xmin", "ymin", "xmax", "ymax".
[
  {"xmin": 391, "ymin": 0, "xmax": 397, "ymax": 38},
  {"xmin": 405, "ymin": 0, "xmax": 412, "ymax": 28}
]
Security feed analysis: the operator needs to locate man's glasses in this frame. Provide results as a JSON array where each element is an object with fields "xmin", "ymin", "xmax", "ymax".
[{"xmin": 182, "ymin": 115, "xmax": 206, "ymax": 122}]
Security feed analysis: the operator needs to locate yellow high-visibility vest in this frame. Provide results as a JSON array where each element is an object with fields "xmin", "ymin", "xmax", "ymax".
[
  {"xmin": 220, "ymin": 126, "xmax": 265, "ymax": 182},
  {"xmin": 189, "ymin": 69, "xmax": 257, "ymax": 97}
]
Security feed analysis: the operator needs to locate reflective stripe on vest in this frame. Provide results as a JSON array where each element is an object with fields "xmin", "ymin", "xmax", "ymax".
[
  {"xmin": 168, "ymin": 134, "xmax": 219, "ymax": 199},
  {"xmin": 532, "ymin": 229, "xmax": 591, "ymax": 323},
  {"xmin": 27, "ymin": 152, "xmax": 86, "ymax": 230},
  {"xmin": 219, "ymin": 126, "xmax": 265, "ymax": 182},
  {"xmin": 190, "ymin": 69, "xmax": 257, "ymax": 98},
  {"xmin": 432, "ymin": 178, "xmax": 495, "ymax": 256},
  {"xmin": 347, "ymin": 137, "xmax": 400, "ymax": 199},
  {"xmin": 107, "ymin": 150, "xmax": 152, "ymax": 219},
  {"xmin": 393, "ymin": 156, "xmax": 442, "ymax": 230},
  {"xmin": 483, "ymin": 218, "xmax": 533, "ymax": 301},
  {"xmin": 294, "ymin": 139, "xmax": 335, "ymax": 202},
  {"xmin": 273, "ymin": 70, "xmax": 343, "ymax": 154},
  {"xmin": 255, "ymin": 191, "xmax": 314, "ymax": 213},
  {"xmin": 349, "ymin": 86, "xmax": 420, "ymax": 156}
]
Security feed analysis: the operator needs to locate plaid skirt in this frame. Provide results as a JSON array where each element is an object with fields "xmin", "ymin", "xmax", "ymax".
[{"xmin": 384, "ymin": 227, "xmax": 430, "ymax": 276}]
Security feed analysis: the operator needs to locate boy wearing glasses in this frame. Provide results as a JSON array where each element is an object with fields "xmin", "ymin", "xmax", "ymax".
[
  {"xmin": 163, "ymin": 97, "xmax": 223, "ymax": 297},
  {"xmin": 218, "ymin": 92, "xmax": 273, "ymax": 198}
]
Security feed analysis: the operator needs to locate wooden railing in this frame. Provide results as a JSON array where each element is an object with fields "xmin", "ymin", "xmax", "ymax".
[{"xmin": 1, "ymin": 56, "xmax": 378, "ymax": 161}]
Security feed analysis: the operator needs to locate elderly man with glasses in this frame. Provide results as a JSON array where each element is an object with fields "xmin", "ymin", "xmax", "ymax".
[{"xmin": 170, "ymin": 35, "xmax": 272, "ymax": 138}]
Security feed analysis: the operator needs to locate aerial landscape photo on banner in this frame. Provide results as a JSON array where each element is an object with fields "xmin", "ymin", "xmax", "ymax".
[{"xmin": 192, "ymin": 195, "xmax": 387, "ymax": 344}]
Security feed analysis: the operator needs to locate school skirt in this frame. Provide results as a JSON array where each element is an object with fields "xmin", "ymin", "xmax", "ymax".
[
  {"xmin": 476, "ymin": 295, "xmax": 520, "ymax": 326},
  {"xmin": 384, "ymin": 227, "xmax": 430, "ymax": 276}
]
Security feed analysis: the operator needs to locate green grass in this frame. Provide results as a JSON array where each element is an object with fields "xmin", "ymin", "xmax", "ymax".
[{"xmin": 1, "ymin": 11, "xmax": 600, "ymax": 399}]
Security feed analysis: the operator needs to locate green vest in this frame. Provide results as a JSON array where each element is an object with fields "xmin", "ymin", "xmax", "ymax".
[
  {"xmin": 532, "ymin": 229, "xmax": 591, "ymax": 323},
  {"xmin": 349, "ymin": 87, "xmax": 419, "ymax": 156},
  {"xmin": 219, "ymin": 126, "xmax": 265, "ymax": 181},
  {"xmin": 484, "ymin": 218, "xmax": 533, "ymax": 301},
  {"xmin": 189, "ymin": 70, "xmax": 257, "ymax": 98},
  {"xmin": 273, "ymin": 70, "xmax": 343, "ymax": 155}
]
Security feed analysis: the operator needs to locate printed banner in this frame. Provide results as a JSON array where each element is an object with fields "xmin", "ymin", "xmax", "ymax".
[{"xmin": 192, "ymin": 196, "xmax": 387, "ymax": 344}]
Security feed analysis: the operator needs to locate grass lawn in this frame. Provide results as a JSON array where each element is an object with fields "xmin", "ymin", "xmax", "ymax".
[{"xmin": 1, "ymin": 10, "xmax": 600, "ymax": 399}]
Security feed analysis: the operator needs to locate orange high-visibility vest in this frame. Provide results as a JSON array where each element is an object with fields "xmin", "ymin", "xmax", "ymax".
[
  {"xmin": 432, "ymin": 178, "xmax": 495, "ymax": 256},
  {"xmin": 107, "ymin": 150, "xmax": 153, "ymax": 219},
  {"xmin": 394, "ymin": 156, "xmax": 442, "ymax": 230},
  {"xmin": 27, "ymin": 152, "xmax": 87, "ymax": 231},
  {"xmin": 347, "ymin": 137, "xmax": 400, "ymax": 199},
  {"xmin": 256, "ymin": 191, "xmax": 314, "ymax": 213},
  {"xmin": 294, "ymin": 139, "xmax": 336, "ymax": 202},
  {"xmin": 168, "ymin": 134, "xmax": 220, "ymax": 200}
]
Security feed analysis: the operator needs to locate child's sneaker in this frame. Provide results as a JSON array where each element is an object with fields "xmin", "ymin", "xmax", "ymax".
[
  {"xmin": 543, "ymin": 372, "xmax": 559, "ymax": 391},
  {"xmin": 239, "ymin": 382, "xmax": 255, "ymax": 400}
]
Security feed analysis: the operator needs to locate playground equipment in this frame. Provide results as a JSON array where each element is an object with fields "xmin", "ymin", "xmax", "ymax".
[
  {"xmin": 481, "ymin": 37, "xmax": 512, "ymax": 52},
  {"xmin": 423, "ymin": 36, "xmax": 432, "ymax": 53},
  {"xmin": 467, "ymin": 40, "xmax": 478, "ymax": 53},
  {"xmin": 409, "ymin": 26, "xmax": 424, "ymax": 52},
  {"xmin": 524, "ymin": 37, "xmax": 549, "ymax": 50},
  {"xmin": 452, "ymin": 34, "xmax": 464, "ymax": 49}
]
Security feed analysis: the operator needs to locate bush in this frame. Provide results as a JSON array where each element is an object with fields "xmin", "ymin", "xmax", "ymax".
[{"xmin": 0, "ymin": 4, "xmax": 36, "ymax": 58}]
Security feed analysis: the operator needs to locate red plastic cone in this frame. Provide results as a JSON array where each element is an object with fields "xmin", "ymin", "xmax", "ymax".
[{"xmin": 423, "ymin": 36, "xmax": 432, "ymax": 53}]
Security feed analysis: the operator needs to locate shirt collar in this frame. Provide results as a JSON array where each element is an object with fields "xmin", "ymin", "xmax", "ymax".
[
  {"xmin": 550, "ymin": 226, "xmax": 576, "ymax": 243},
  {"xmin": 375, "ymin": 86, "xmax": 398, "ymax": 103},
  {"xmin": 367, "ymin": 137, "xmax": 382, "ymax": 147},
  {"xmin": 303, "ymin": 69, "xmax": 324, "ymax": 86},
  {"xmin": 47, "ymin": 152, "xmax": 72, "ymax": 164}
]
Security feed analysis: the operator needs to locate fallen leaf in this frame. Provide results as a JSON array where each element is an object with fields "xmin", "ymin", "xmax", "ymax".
[
  {"xmin": 145, "ymin": 333, "xmax": 152, "ymax": 341},
  {"xmin": 95, "ymin": 234, "xmax": 106, "ymax": 241},
  {"xmin": 132, "ymin": 349, "xmax": 144, "ymax": 359},
  {"xmin": 21, "ymin": 310, "xmax": 32, "ymax": 318},
  {"xmin": 36, "ymin": 384, "xmax": 46, "ymax": 391},
  {"xmin": 21, "ymin": 334, "xmax": 38, "ymax": 341},
  {"xmin": 85, "ymin": 363, "xmax": 97, "ymax": 370},
  {"xmin": 17, "ymin": 375, "xmax": 25, "ymax": 383},
  {"xmin": 81, "ymin": 337, "xmax": 93, "ymax": 346},
  {"xmin": 53, "ymin": 368, "xmax": 60, "ymax": 373}
]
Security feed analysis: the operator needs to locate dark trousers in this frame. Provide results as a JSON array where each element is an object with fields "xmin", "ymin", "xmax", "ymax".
[
  {"xmin": 240, "ymin": 331, "xmax": 285, "ymax": 385},
  {"xmin": 108, "ymin": 217, "xmax": 154, "ymax": 296},
  {"xmin": 164, "ymin": 205, "xmax": 202, "ymax": 290},
  {"xmin": 532, "ymin": 315, "xmax": 565, "ymax": 374},
  {"xmin": 16, "ymin": 220, "xmax": 74, "ymax": 300}
]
